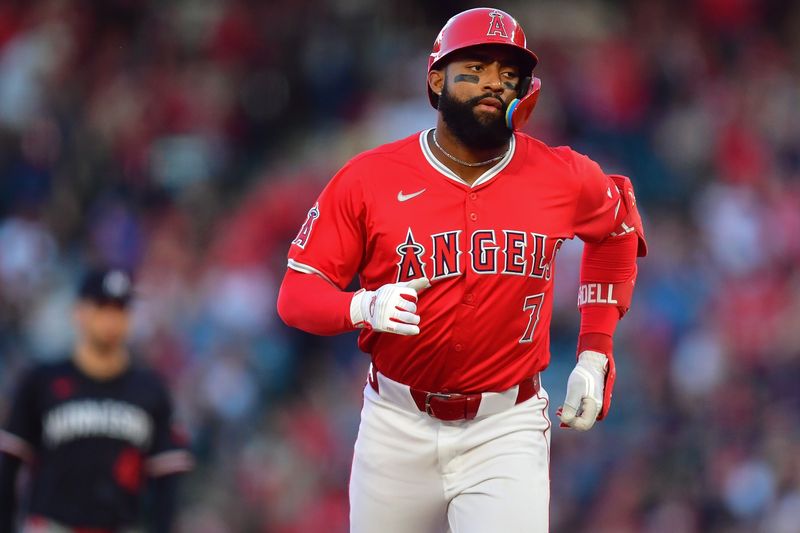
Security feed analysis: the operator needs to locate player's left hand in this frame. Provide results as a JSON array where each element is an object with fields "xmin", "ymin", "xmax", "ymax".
[{"xmin": 557, "ymin": 350, "xmax": 608, "ymax": 431}]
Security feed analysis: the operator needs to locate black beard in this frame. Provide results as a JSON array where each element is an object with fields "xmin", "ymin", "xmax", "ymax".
[{"xmin": 438, "ymin": 83, "xmax": 512, "ymax": 150}]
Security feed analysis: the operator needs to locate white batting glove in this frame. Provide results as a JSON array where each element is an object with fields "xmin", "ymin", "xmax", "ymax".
[
  {"xmin": 350, "ymin": 277, "xmax": 430, "ymax": 335},
  {"xmin": 557, "ymin": 350, "xmax": 608, "ymax": 431}
]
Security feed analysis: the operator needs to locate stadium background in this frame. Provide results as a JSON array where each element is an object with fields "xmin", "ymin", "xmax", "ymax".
[{"xmin": 1, "ymin": 0, "xmax": 799, "ymax": 531}]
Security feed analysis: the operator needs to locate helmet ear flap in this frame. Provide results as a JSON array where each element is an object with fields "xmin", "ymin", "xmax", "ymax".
[
  {"xmin": 517, "ymin": 76, "xmax": 532, "ymax": 98},
  {"xmin": 505, "ymin": 76, "xmax": 541, "ymax": 130}
]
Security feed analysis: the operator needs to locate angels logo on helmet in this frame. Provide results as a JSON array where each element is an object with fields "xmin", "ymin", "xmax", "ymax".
[{"xmin": 487, "ymin": 10, "xmax": 509, "ymax": 37}]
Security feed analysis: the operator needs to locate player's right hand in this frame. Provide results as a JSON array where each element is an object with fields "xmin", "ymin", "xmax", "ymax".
[{"xmin": 350, "ymin": 277, "xmax": 430, "ymax": 335}]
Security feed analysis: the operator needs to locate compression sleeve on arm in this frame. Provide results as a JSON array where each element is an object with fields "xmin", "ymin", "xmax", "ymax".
[
  {"xmin": 577, "ymin": 173, "xmax": 647, "ymax": 356},
  {"xmin": 277, "ymin": 268, "xmax": 356, "ymax": 336},
  {"xmin": 577, "ymin": 230, "xmax": 639, "ymax": 355}
]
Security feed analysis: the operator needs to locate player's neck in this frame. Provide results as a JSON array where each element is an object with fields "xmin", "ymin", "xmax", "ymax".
[
  {"xmin": 430, "ymin": 121, "xmax": 509, "ymax": 185},
  {"xmin": 73, "ymin": 342, "xmax": 130, "ymax": 381}
]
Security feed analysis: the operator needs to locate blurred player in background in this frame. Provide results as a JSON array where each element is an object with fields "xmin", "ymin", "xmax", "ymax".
[
  {"xmin": 278, "ymin": 7, "xmax": 646, "ymax": 532},
  {"xmin": 0, "ymin": 268, "xmax": 193, "ymax": 533}
]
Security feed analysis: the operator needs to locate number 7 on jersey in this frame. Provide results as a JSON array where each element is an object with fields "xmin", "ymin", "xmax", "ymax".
[{"xmin": 519, "ymin": 293, "xmax": 545, "ymax": 343}]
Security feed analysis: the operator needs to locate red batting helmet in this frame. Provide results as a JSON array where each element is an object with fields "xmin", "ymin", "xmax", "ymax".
[{"xmin": 427, "ymin": 8, "xmax": 541, "ymax": 130}]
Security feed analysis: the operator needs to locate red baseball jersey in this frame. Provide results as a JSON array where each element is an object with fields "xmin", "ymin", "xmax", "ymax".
[{"xmin": 288, "ymin": 129, "xmax": 622, "ymax": 393}]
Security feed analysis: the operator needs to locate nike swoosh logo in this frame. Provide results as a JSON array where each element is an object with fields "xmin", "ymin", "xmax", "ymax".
[{"xmin": 397, "ymin": 189, "xmax": 426, "ymax": 202}]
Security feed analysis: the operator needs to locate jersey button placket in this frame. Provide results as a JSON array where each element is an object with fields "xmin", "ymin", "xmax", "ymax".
[
  {"xmin": 459, "ymin": 191, "xmax": 479, "ymax": 354},
  {"xmin": 467, "ymin": 191, "xmax": 479, "ymax": 222},
  {"xmin": 464, "ymin": 191, "xmax": 480, "ymax": 312}
]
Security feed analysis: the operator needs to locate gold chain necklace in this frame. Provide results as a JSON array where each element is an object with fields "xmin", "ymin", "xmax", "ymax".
[{"xmin": 432, "ymin": 130, "xmax": 508, "ymax": 168}]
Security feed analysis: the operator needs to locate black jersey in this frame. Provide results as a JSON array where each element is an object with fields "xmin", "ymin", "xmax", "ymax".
[{"xmin": 0, "ymin": 359, "xmax": 192, "ymax": 529}]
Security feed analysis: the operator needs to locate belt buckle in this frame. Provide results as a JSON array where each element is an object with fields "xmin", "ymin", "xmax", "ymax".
[{"xmin": 425, "ymin": 392, "xmax": 457, "ymax": 417}]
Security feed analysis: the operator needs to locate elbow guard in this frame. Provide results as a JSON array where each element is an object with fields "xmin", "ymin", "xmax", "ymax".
[
  {"xmin": 578, "ymin": 174, "xmax": 647, "ymax": 318},
  {"xmin": 608, "ymin": 174, "xmax": 648, "ymax": 258}
]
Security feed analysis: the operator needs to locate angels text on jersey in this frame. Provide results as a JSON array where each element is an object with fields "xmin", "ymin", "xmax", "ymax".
[{"xmin": 396, "ymin": 227, "xmax": 564, "ymax": 283}]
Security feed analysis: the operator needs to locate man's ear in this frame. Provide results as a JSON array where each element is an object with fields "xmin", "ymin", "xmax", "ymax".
[{"xmin": 428, "ymin": 69, "xmax": 444, "ymax": 97}]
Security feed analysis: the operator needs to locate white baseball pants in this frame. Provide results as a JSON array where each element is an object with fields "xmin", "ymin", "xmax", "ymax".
[{"xmin": 349, "ymin": 374, "xmax": 552, "ymax": 533}]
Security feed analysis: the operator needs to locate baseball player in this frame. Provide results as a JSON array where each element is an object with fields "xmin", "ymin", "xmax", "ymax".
[
  {"xmin": 277, "ymin": 7, "xmax": 647, "ymax": 532},
  {"xmin": 0, "ymin": 268, "xmax": 193, "ymax": 533}
]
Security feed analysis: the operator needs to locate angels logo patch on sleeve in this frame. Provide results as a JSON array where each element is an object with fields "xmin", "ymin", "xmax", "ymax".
[{"xmin": 292, "ymin": 203, "xmax": 320, "ymax": 249}]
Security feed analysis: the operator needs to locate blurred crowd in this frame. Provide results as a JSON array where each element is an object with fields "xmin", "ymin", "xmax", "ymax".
[{"xmin": 1, "ymin": 0, "xmax": 799, "ymax": 532}]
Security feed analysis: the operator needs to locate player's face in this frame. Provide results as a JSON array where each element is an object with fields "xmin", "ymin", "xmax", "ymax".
[
  {"xmin": 434, "ymin": 46, "xmax": 522, "ymax": 149},
  {"xmin": 75, "ymin": 301, "xmax": 132, "ymax": 352}
]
